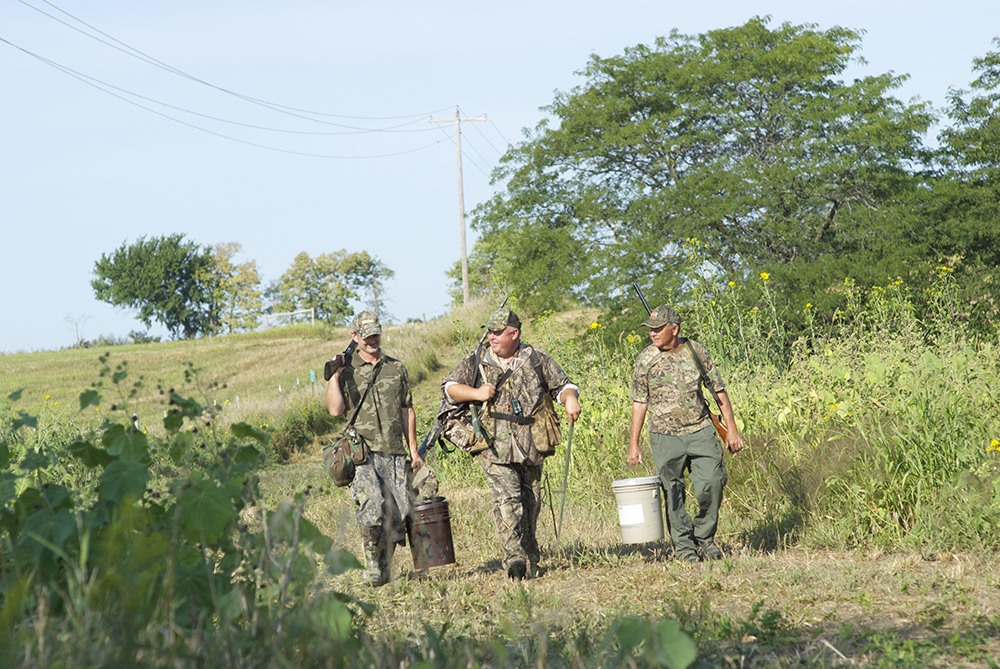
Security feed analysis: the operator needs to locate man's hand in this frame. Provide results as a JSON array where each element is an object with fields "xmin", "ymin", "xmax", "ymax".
[
  {"xmin": 323, "ymin": 354, "xmax": 348, "ymax": 381},
  {"xmin": 627, "ymin": 443, "xmax": 643, "ymax": 466},
  {"xmin": 473, "ymin": 383, "xmax": 496, "ymax": 403}
]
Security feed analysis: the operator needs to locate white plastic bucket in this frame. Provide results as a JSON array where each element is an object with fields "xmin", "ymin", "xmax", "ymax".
[{"xmin": 612, "ymin": 475, "xmax": 665, "ymax": 544}]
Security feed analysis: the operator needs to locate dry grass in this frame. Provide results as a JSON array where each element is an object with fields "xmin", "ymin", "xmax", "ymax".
[{"xmin": 273, "ymin": 444, "xmax": 1000, "ymax": 667}]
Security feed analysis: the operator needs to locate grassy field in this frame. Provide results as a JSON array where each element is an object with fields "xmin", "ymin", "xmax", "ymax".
[{"xmin": 2, "ymin": 295, "xmax": 999, "ymax": 667}]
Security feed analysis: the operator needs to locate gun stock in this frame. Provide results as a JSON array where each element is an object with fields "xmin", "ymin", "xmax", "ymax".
[{"xmin": 323, "ymin": 340, "xmax": 358, "ymax": 381}]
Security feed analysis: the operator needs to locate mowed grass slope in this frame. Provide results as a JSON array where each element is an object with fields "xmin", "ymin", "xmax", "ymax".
[{"xmin": 3, "ymin": 300, "xmax": 999, "ymax": 667}]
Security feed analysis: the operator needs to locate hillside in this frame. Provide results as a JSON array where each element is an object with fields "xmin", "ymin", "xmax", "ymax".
[{"xmin": 2, "ymin": 304, "xmax": 998, "ymax": 667}]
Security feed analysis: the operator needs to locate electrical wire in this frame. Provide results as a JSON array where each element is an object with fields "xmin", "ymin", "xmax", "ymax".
[
  {"xmin": 16, "ymin": 0, "xmax": 454, "ymax": 129},
  {"xmin": 2, "ymin": 35, "xmax": 447, "ymax": 159}
]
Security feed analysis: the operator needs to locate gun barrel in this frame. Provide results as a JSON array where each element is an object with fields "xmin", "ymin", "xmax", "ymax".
[{"xmin": 632, "ymin": 283, "xmax": 652, "ymax": 315}]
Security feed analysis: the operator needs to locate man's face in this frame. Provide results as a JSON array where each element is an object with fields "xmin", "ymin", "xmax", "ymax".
[
  {"xmin": 355, "ymin": 333, "xmax": 381, "ymax": 354},
  {"xmin": 487, "ymin": 326, "xmax": 520, "ymax": 358},
  {"xmin": 648, "ymin": 323, "xmax": 679, "ymax": 351}
]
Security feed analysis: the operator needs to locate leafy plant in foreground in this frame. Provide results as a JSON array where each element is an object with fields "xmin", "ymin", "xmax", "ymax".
[{"xmin": 0, "ymin": 364, "xmax": 365, "ymax": 668}]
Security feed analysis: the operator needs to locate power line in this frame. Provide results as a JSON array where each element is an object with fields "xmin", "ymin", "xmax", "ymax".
[
  {"xmin": 1, "ymin": 35, "xmax": 447, "ymax": 159},
  {"xmin": 15, "ymin": 0, "xmax": 453, "ymax": 129}
]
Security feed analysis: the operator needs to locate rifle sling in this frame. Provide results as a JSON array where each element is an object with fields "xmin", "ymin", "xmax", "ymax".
[{"xmin": 487, "ymin": 349, "xmax": 548, "ymax": 428}]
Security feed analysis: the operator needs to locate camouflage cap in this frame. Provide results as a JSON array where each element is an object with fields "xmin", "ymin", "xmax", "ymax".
[
  {"xmin": 641, "ymin": 305, "xmax": 681, "ymax": 328},
  {"xmin": 351, "ymin": 310, "xmax": 382, "ymax": 338},
  {"xmin": 484, "ymin": 307, "xmax": 522, "ymax": 331}
]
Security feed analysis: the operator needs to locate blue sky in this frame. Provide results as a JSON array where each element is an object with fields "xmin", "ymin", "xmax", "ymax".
[{"xmin": 2, "ymin": 0, "xmax": 997, "ymax": 353}]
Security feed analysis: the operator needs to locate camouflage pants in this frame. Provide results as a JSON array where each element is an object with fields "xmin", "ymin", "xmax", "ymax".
[
  {"xmin": 350, "ymin": 452, "xmax": 414, "ymax": 584},
  {"xmin": 480, "ymin": 459, "xmax": 543, "ymax": 570},
  {"xmin": 650, "ymin": 425, "xmax": 727, "ymax": 558}
]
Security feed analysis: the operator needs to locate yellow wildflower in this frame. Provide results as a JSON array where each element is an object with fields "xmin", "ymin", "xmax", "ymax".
[
  {"xmin": 760, "ymin": 272, "xmax": 770, "ymax": 281},
  {"xmin": 728, "ymin": 281, "xmax": 736, "ymax": 288},
  {"xmin": 990, "ymin": 439, "xmax": 1000, "ymax": 452},
  {"xmin": 589, "ymin": 322, "xmax": 602, "ymax": 330}
]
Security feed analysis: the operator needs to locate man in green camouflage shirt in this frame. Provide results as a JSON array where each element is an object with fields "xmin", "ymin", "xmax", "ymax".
[
  {"xmin": 628, "ymin": 305, "xmax": 745, "ymax": 562},
  {"xmin": 326, "ymin": 310, "xmax": 424, "ymax": 586},
  {"xmin": 443, "ymin": 307, "xmax": 581, "ymax": 580}
]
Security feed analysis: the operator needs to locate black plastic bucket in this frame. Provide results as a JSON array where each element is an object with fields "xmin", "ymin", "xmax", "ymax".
[{"xmin": 408, "ymin": 496, "xmax": 456, "ymax": 569}]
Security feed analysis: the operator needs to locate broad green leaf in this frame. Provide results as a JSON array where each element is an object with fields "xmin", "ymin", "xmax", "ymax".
[
  {"xmin": 231, "ymin": 422, "xmax": 270, "ymax": 446},
  {"xmin": 98, "ymin": 460, "xmax": 150, "ymax": 504},
  {"xmin": 232, "ymin": 444, "xmax": 262, "ymax": 468},
  {"xmin": 163, "ymin": 410, "xmax": 184, "ymax": 433},
  {"xmin": 651, "ymin": 618, "xmax": 698, "ymax": 668},
  {"xmin": 300, "ymin": 516, "xmax": 334, "ymax": 553},
  {"xmin": 169, "ymin": 431, "xmax": 194, "ymax": 463},
  {"xmin": 79, "ymin": 389, "xmax": 101, "ymax": 410},
  {"xmin": 614, "ymin": 616, "xmax": 648, "ymax": 653},
  {"xmin": 325, "ymin": 548, "xmax": 362, "ymax": 576},
  {"xmin": 177, "ymin": 478, "xmax": 234, "ymax": 538},
  {"xmin": 101, "ymin": 424, "xmax": 149, "ymax": 462},
  {"xmin": 18, "ymin": 448, "xmax": 49, "ymax": 472},
  {"xmin": 68, "ymin": 440, "xmax": 114, "ymax": 468},
  {"xmin": 12, "ymin": 412, "xmax": 37, "ymax": 431}
]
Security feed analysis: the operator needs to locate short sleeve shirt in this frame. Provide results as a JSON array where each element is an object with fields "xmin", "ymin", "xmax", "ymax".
[
  {"xmin": 338, "ymin": 353, "xmax": 412, "ymax": 455},
  {"xmin": 631, "ymin": 339, "xmax": 725, "ymax": 436}
]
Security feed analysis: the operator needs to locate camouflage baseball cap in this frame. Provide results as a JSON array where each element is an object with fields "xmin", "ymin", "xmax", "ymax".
[
  {"xmin": 351, "ymin": 310, "xmax": 382, "ymax": 338},
  {"xmin": 484, "ymin": 307, "xmax": 522, "ymax": 331},
  {"xmin": 641, "ymin": 305, "xmax": 681, "ymax": 328}
]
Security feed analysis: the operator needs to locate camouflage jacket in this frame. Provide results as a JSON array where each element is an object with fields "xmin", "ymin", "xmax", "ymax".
[
  {"xmin": 630, "ymin": 339, "xmax": 725, "ymax": 436},
  {"xmin": 443, "ymin": 343, "xmax": 573, "ymax": 465},
  {"xmin": 338, "ymin": 353, "xmax": 412, "ymax": 455}
]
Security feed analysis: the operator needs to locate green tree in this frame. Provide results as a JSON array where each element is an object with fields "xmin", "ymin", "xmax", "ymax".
[
  {"xmin": 92, "ymin": 234, "xmax": 215, "ymax": 338},
  {"xmin": 928, "ymin": 39, "xmax": 1000, "ymax": 331},
  {"xmin": 266, "ymin": 250, "xmax": 393, "ymax": 324},
  {"xmin": 208, "ymin": 242, "xmax": 263, "ymax": 335},
  {"xmin": 471, "ymin": 17, "xmax": 934, "ymax": 314}
]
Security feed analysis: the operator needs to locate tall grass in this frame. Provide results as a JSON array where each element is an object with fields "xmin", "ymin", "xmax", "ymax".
[
  {"xmin": 2, "ymin": 273, "xmax": 998, "ymax": 667},
  {"xmin": 517, "ymin": 268, "xmax": 1000, "ymax": 553}
]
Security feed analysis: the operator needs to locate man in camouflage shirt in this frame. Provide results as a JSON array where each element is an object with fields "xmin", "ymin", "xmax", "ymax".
[
  {"xmin": 326, "ymin": 310, "xmax": 424, "ymax": 586},
  {"xmin": 628, "ymin": 305, "xmax": 745, "ymax": 562},
  {"xmin": 443, "ymin": 307, "xmax": 581, "ymax": 580}
]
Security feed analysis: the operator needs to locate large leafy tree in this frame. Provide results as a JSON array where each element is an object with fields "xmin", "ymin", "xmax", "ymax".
[
  {"xmin": 92, "ymin": 234, "xmax": 215, "ymax": 338},
  {"xmin": 936, "ymin": 39, "xmax": 1000, "ymax": 268},
  {"xmin": 207, "ymin": 242, "xmax": 263, "ymax": 335},
  {"xmin": 470, "ymin": 17, "xmax": 934, "ymax": 313},
  {"xmin": 266, "ymin": 250, "xmax": 393, "ymax": 324}
]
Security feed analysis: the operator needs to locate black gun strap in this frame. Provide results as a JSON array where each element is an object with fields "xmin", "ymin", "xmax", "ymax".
[
  {"xmin": 342, "ymin": 360, "xmax": 383, "ymax": 433},
  {"xmin": 488, "ymin": 347, "xmax": 549, "ymax": 431}
]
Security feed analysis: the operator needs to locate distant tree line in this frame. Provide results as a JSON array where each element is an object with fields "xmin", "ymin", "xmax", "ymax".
[
  {"xmin": 91, "ymin": 234, "xmax": 392, "ymax": 339},
  {"xmin": 456, "ymin": 17, "xmax": 1000, "ymax": 338}
]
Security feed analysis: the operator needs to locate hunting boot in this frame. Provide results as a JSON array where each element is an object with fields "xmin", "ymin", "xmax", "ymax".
[{"xmin": 359, "ymin": 525, "xmax": 390, "ymax": 586}]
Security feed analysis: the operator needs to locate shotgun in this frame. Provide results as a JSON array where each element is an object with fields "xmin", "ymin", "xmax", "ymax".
[{"xmin": 323, "ymin": 340, "xmax": 358, "ymax": 381}]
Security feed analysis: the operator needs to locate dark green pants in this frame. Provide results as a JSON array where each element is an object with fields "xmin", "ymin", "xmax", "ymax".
[{"xmin": 650, "ymin": 425, "xmax": 727, "ymax": 557}]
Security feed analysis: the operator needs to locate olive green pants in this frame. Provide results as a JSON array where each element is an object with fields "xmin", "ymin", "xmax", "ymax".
[{"xmin": 650, "ymin": 425, "xmax": 727, "ymax": 558}]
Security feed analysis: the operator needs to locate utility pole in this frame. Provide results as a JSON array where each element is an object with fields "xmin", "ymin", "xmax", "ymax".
[{"xmin": 431, "ymin": 106, "xmax": 486, "ymax": 305}]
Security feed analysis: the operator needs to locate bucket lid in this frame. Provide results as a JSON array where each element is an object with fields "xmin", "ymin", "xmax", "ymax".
[
  {"xmin": 413, "ymin": 495, "xmax": 447, "ymax": 510},
  {"xmin": 612, "ymin": 475, "xmax": 661, "ymax": 489}
]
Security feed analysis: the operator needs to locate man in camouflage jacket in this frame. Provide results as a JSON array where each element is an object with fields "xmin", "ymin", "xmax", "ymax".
[
  {"xmin": 628, "ymin": 305, "xmax": 745, "ymax": 562},
  {"xmin": 443, "ymin": 307, "xmax": 581, "ymax": 580},
  {"xmin": 326, "ymin": 310, "xmax": 424, "ymax": 586}
]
